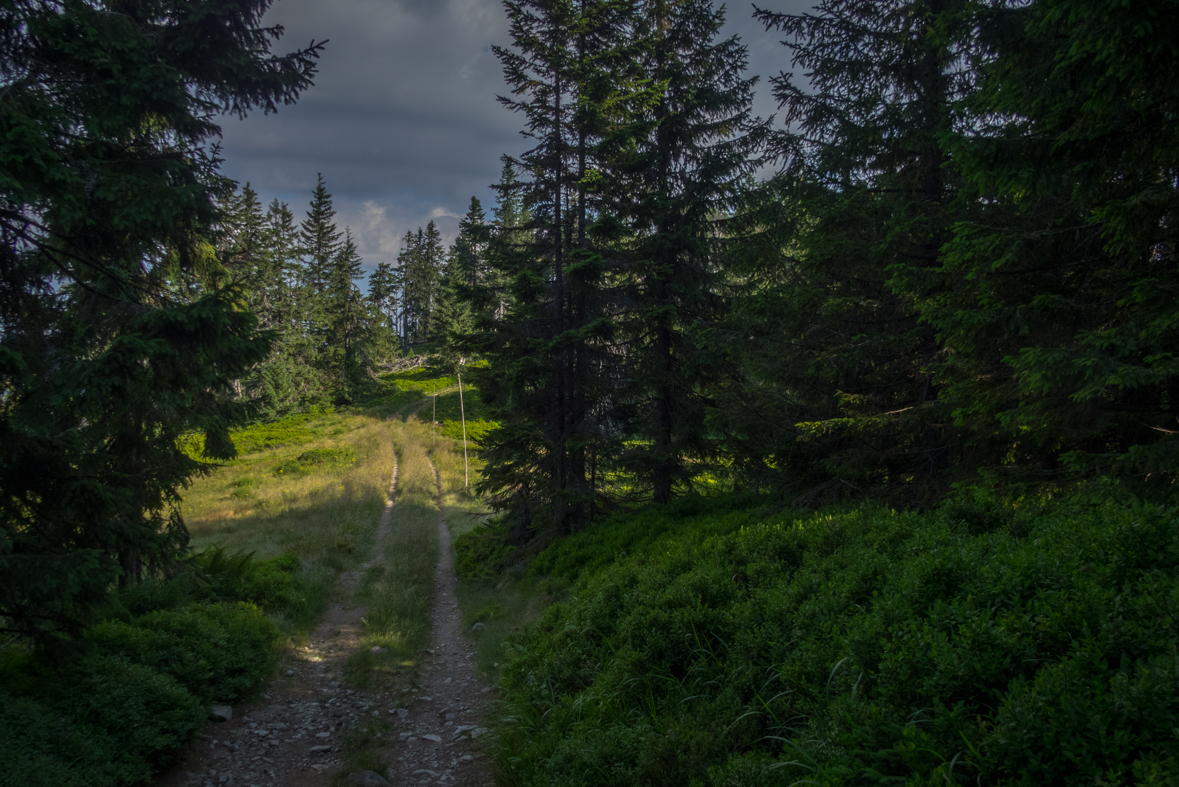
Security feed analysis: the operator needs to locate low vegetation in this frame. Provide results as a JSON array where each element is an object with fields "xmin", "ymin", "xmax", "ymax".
[
  {"xmin": 0, "ymin": 369, "xmax": 462, "ymax": 787},
  {"xmin": 458, "ymin": 489, "xmax": 1179, "ymax": 786},
  {"xmin": 345, "ymin": 419, "xmax": 441, "ymax": 685}
]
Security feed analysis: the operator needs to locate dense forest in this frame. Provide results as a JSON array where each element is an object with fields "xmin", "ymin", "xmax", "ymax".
[
  {"xmin": 459, "ymin": 0, "xmax": 1179, "ymax": 529},
  {"xmin": 2, "ymin": 0, "xmax": 1178, "ymax": 784}
]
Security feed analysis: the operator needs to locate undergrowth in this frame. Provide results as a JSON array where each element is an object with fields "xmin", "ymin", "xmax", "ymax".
[
  {"xmin": 486, "ymin": 490, "xmax": 1179, "ymax": 786},
  {"xmin": 1, "ymin": 596, "xmax": 281, "ymax": 787}
]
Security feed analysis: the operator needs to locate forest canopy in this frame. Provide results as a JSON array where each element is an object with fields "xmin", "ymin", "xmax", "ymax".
[
  {"xmin": 3, "ymin": 0, "xmax": 1177, "ymax": 634},
  {"xmin": 455, "ymin": 0, "xmax": 1179, "ymax": 537}
]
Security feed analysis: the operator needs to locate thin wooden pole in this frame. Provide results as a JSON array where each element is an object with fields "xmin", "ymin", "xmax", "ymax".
[
  {"xmin": 458, "ymin": 372, "xmax": 469, "ymax": 488},
  {"xmin": 432, "ymin": 383, "xmax": 436, "ymax": 445}
]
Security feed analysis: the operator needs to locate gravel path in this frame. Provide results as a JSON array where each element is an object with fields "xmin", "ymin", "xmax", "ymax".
[
  {"xmin": 156, "ymin": 443, "xmax": 495, "ymax": 787},
  {"xmin": 382, "ymin": 458, "xmax": 494, "ymax": 787}
]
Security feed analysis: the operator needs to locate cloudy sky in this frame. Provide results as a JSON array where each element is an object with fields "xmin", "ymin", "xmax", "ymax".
[{"xmin": 217, "ymin": 0, "xmax": 811, "ymax": 273}]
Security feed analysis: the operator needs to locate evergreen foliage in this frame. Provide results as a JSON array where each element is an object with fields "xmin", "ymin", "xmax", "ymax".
[
  {"xmin": 472, "ymin": 0, "xmax": 637, "ymax": 537},
  {"xmin": 711, "ymin": 0, "xmax": 975, "ymax": 505},
  {"xmin": 922, "ymin": 0, "xmax": 1179, "ymax": 492},
  {"xmin": 617, "ymin": 0, "xmax": 766, "ymax": 504},
  {"xmin": 0, "ymin": 0, "xmax": 321, "ymax": 637},
  {"xmin": 399, "ymin": 221, "xmax": 446, "ymax": 346},
  {"xmin": 436, "ymin": 197, "xmax": 491, "ymax": 359}
]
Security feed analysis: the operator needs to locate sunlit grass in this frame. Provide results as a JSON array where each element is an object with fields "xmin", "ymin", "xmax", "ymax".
[
  {"xmin": 180, "ymin": 410, "xmax": 395, "ymax": 636},
  {"xmin": 345, "ymin": 412, "xmax": 444, "ymax": 687},
  {"xmin": 178, "ymin": 365, "xmax": 528, "ymax": 685}
]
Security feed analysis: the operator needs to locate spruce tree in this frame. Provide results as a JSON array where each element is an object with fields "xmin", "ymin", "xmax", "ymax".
[
  {"xmin": 367, "ymin": 261, "xmax": 402, "ymax": 345},
  {"xmin": 620, "ymin": 0, "xmax": 765, "ymax": 504},
  {"xmin": 452, "ymin": 196, "xmax": 490, "ymax": 289},
  {"xmin": 401, "ymin": 221, "xmax": 445, "ymax": 346},
  {"xmin": 486, "ymin": 160, "xmax": 533, "ymax": 321},
  {"xmin": 296, "ymin": 174, "xmax": 344, "ymax": 394},
  {"xmin": 0, "ymin": 0, "xmax": 321, "ymax": 637},
  {"xmin": 260, "ymin": 198, "xmax": 326, "ymax": 413},
  {"xmin": 325, "ymin": 228, "xmax": 369, "ymax": 400},
  {"xmin": 397, "ymin": 229, "xmax": 422, "ymax": 344},
  {"xmin": 436, "ymin": 199, "xmax": 489, "ymax": 357},
  {"xmin": 474, "ymin": 0, "xmax": 635, "ymax": 535},
  {"xmin": 722, "ymin": 0, "xmax": 973, "ymax": 503},
  {"xmin": 301, "ymin": 173, "xmax": 343, "ymax": 295},
  {"xmin": 920, "ymin": 0, "xmax": 1179, "ymax": 493}
]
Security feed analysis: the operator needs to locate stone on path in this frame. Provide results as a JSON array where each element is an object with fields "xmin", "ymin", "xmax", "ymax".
[
  {"xmin": 422, "ymin": 734, "xmax": 443, "ymax": 743},
  {"xmin": 346, "ymin": 771, "xmax": 390, "ymax": 787},
  {"xmin": 210, "ymin": 705, "xmax": 233, "ymax": 723}
]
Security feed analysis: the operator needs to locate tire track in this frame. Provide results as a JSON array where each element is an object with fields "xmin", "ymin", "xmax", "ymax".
[
  {"xmin": 157, "ymin": 445, "xmax": 404, "ymax": 787},
  {"xmin": 379, "ymin": 458, "xmax": 493, "ymax": 787}
]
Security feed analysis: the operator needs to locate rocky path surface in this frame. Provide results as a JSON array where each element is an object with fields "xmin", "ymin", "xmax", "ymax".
[
  {"xmin": 157, "ymin": 444, "xmax": 495, "ymax": 787},
  {"xmin": 383, "ymin": 459, "xmax": 493, "ymax": 787}
]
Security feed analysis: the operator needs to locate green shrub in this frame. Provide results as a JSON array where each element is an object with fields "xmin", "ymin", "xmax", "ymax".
[
  {"xmin": 493, "ymin": 495, "xmax": 1179, "ymax": 786},
  {"xmin": 0, "ymin": 692, "xmax": 131, "ymax": 787},
  {"xmin": 273, "ymin": 446, "xmax": 357, "ymax": 477},
  {"xmin": 178, "ymin": 412, "xmax": 320, "ymax": 460},
  {"xmin": 189, "ymin": 547, "xmax": 304, "ymax": 612},
  {"xmin": 455, "ymin": 518, "xmax": 518, "ymax": 579},
  {"xmin": 439, "ymin": 418, "xmax": 496, "ymax": 444},
  {"xmin": 229, "ymin": 476, "xmax": 257, "ymax": 499},
  {"xmin": 0, "ymin": 656, "xmax": 204, "ymax": 787},
  {"xmin": 86, "ymin": 603, "xmax": 279, "ymax": 704},
  {"xmin": 230, "ymin": 413, "xmax": 316, "ymax": 455},
  {"xmin": 109, "ymin": 548, "xmax": 307, "ymax": 624}
]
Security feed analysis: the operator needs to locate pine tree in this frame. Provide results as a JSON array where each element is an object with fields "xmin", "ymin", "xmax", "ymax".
[
  {"xmin": 368, "ymin": 261, "xmax": 402, "ymax": 342},
  {"xmin": 296, "ymin": 174, "xmax": 345, "ymax": 395},
  {"xmin": 474, "ymin": 0, "xmax": 638, "ymax": 536},
  {"xmin": 436, "ymin": 199, "xmax": 489, "ymax": 357},
  {"xmin": 401, "ymin": 221, "xmax": 445, "ymax": 346},
  {"xmin": 265, "ymin": 199, "xmax": 303, "ymax": 333},
  {"xmin": 619, "ymin": 0, "xmax": 766, "ymax": 504},
  {"xmin": 452, "ymin": 196, "xmax": 490, "ymax": 289},
  {"xmin": 486, "ymin": 160, "xmax": 533, "ymax": 321},
  {"xmin": 300, "ymin": 173, "xmax": 343, "ymax": 295},
  {"xmin": 260, "ymin": 198, "xmax": 328, "ymax": 413},
  {"xmin": 221, "ymin": 183, "xmax": 270, "ymax": 301},
  {"xmin": 0, "ymin": 0, "xmax": 321, "ymax": 637},
  {"xmin": 919, "ymin": 0, "xmax": 1179, "ymax": 493},
  {"xmin": 719, "ymin": 0, "xmax": 974, "ymax": 503},
  {"xmin": 325, "ymin": 228, "xmax": 369, "ymax": 400}
]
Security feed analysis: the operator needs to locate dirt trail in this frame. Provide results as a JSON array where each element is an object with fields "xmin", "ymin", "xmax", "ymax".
[
  {"xmin": 380, "ymin": 459, "xmax": 494, "ymax": 787},
  {"xmin": 157, "ymin": 440, "xmax": 494, "ymax": 787}
]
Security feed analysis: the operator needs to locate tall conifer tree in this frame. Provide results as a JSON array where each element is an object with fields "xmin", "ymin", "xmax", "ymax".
[
  {"xmin": 300, "ymin": 173, "xmax": 342, "ymax": 295},
  {"xmin": 620, "ymin": 0, "xmax": 765, "ymax": 503},
  {"xmin": 326, "ymin": 228, "xmax": 369, "ymax": 399},
  {"xmin": 475, "ymin": 0, "xmax": 638, "ymax": 535},
  {"xmin": 0, "ymin": 0, "xmax": 321, "ymax": 635},
  {"xmin": 720, "ymin": 0, "xmax": 973, "ymax": 503},
  {"xmin": 920, "ymin": 0, "xmax": 1179, "ymax": 491}
]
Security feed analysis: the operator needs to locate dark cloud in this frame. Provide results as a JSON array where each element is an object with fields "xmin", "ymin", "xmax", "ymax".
[{"xmin": 217, "ymin": 0, "xmax": 810, "ymax": 269}]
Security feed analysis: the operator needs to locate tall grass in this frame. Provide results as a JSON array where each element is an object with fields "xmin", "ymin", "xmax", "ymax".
[
  {"xmin": 345, "ymin": 413, "xmax": 442, "ymax": 686},
  {"xmin": 181, "ymin": 410, "xmax": 395, "ymax": 634}
]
